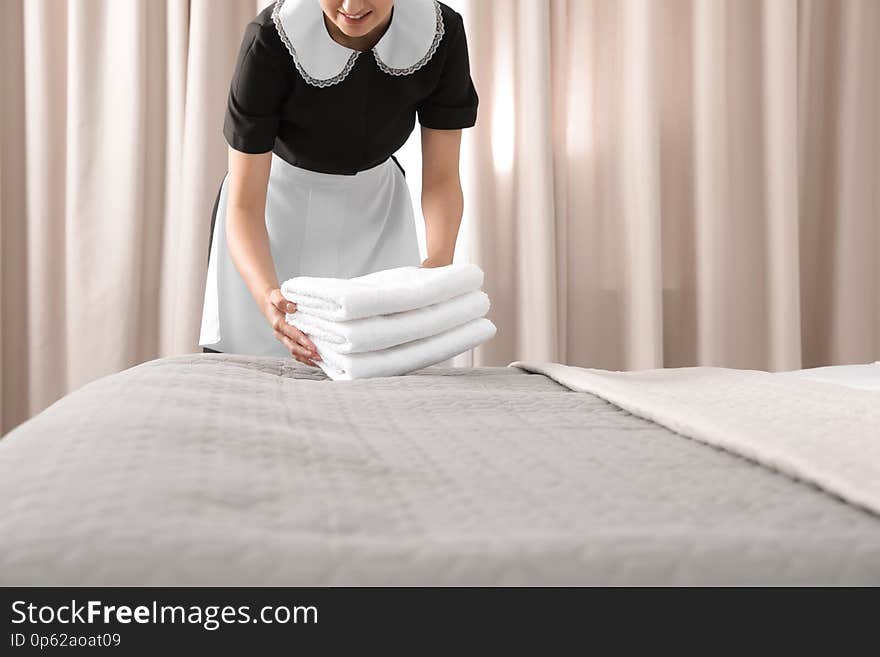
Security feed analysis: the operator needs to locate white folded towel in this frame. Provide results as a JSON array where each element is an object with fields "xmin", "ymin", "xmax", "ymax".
[
  {"xmin": 286, "ymin": 290, "xmax": 490, "ymax": 354},
  {"xmin": 313, "ymin": 318, "xmax": 497, "ymax": 381},
  {"xmin": 280, "ymin": 263, "xmax": 484, "ymax": 321}
]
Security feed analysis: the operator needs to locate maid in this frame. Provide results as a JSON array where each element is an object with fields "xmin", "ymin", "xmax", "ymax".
[{"xmin": 199, "ymin": 0, "xmax": 478, "ymax": 366}]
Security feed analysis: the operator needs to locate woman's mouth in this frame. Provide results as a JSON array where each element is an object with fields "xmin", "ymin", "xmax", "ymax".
[{"xmin": 338, "ymin": 9, "xmax": 371, "ymax": 25}]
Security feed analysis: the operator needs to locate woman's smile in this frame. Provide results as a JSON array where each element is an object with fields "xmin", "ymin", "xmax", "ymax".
[
  {"xmin": 321, "ymin": 0, "xmax": 394, "ymax": 42},
  {"xmin": 338, "ymin": 9, "xmax": 372, "ymax": 25}
]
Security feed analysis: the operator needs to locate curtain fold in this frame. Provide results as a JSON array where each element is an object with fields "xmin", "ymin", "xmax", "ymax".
[
  {"xmin": 0, "ymin": 0, "xmax": 29, "ymax": 431},
  {"xmin": 462, "ymin": 0, "xmax": 879, "ymax": 372},
  {"xmin": 1, "ymin": 0, "xmax": 267, "ymax": 433},
  {"xmin": 2, "ymin": 0, "xmax": 878, "ymax": 434}
]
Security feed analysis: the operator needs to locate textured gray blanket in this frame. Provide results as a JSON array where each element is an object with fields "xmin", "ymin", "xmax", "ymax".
[{"xmin": 1, "ymin": 354, "xmax": 878, "ymax": 585}]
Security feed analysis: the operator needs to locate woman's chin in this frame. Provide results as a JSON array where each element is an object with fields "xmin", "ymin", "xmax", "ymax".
[{"xmin": 337, "ymin": 24, "xmax": 374, "ymax": 38}]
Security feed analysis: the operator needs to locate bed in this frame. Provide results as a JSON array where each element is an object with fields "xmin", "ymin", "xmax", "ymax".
[{"xmin": 1, "ymin": 354, "xmax": 878, "ymax": 585}]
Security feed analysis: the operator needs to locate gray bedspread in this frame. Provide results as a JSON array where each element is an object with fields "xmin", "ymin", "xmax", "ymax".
[{"xmin": 1, "ymin": 353, "xmax": 878, "ymax": 585}]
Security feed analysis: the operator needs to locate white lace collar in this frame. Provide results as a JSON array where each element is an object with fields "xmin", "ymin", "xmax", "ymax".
[{"xmin": 272, "ymin": 0, "xmax": 444, "ymax": 88}]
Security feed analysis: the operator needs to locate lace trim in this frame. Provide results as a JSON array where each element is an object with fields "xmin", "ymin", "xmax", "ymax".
[
  {"xmin": 272, "ymin": 0, "xmax": 360, "ymax": 88},
  {"xmin": 372, "ymin": 0, "xmax": 445, "ymax": 76},
  {"xmin": 272, "ymin": 0, "xmax": 443, "ymax": 87}
]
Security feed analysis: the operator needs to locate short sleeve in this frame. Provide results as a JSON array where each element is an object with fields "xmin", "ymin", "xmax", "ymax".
[
  {"xmin": 417, "ymin": 14, "xmax": 479, "ymax": 130},
  {"xmin": 223, "ymin": 21, "xmax": 291, "ymax": 154}
]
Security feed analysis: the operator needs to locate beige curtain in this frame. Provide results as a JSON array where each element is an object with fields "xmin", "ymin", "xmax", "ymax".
[
  {"xmin": 1, "ymin": 0, "xmax": 273, "ymax": 433},
  {"xmin": 2, "ymin": 0, "xmax": 878, "ymax": 434},
  {"xmin": 463, "ymin": 0, "xmax": 879, "ymax": 372}
]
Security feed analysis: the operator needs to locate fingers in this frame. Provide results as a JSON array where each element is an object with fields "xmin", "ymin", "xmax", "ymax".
[
  {"xmin": 275, "ymin": 330, "xmax": 319, "ymax": 367},
  {"xmin": 270, "ymin": 313, "xmax": 319, "ymax": 358},
  {"xmin": 287, "ymin": 326, "xmax": 319, "ymax": 357},
  {"xmin": 267, "ymin": 288, "xmax": 320, "ymax": 364},
  {"xmin": 270, "ymin": 288, "xmax": 297, "ymax": 315},
  {"xmin": 276, "ymin": 330, "xmax": 311, "ymax": 358},
  {"xmin": 272, "ymin": 318, "xmax": 319, "ymax": 360}
]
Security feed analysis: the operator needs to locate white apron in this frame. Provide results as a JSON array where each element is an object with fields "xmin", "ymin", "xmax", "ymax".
[{"xmin": 199, "ymin": 154, "xmax": 420, "ymax": 357}]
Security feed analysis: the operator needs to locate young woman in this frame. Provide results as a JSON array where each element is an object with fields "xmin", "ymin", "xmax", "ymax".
[{"xmin": 199, "ymin": 0, "xmax": 478, "ymax": 366}]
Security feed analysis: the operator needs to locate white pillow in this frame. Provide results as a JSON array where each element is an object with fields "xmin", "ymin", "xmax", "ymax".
[{"xmin": 778, "ymin": 362, "xmax": 880, "ymax": 392}]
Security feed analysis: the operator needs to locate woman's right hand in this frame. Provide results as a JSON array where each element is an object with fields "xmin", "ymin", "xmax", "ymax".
[{"xmin": 263, "ymin": 288, "xmax": 321, "ymax": 367}]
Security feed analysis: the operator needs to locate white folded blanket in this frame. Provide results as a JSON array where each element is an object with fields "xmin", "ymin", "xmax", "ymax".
[
  {"xmin": 286, "ymin": 290, "xmax": 490, "ymax": 354},
  {"xmin": 280, "ymin": 263, "xmax": 484, "ymax": 321},
  {"xmin": 314, "ymin": 318, "xmax": 497, "ymax": 381}
]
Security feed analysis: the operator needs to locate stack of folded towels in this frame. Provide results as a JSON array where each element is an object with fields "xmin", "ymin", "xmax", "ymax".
[{"xmin": 280, "ymin": 263, "xmax": 496, "ymax": 381}]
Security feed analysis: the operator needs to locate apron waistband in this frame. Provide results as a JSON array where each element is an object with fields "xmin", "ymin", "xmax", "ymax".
[{"xmin": 270, "ymin": 154, "xmax": 402, "ymax": 188}]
